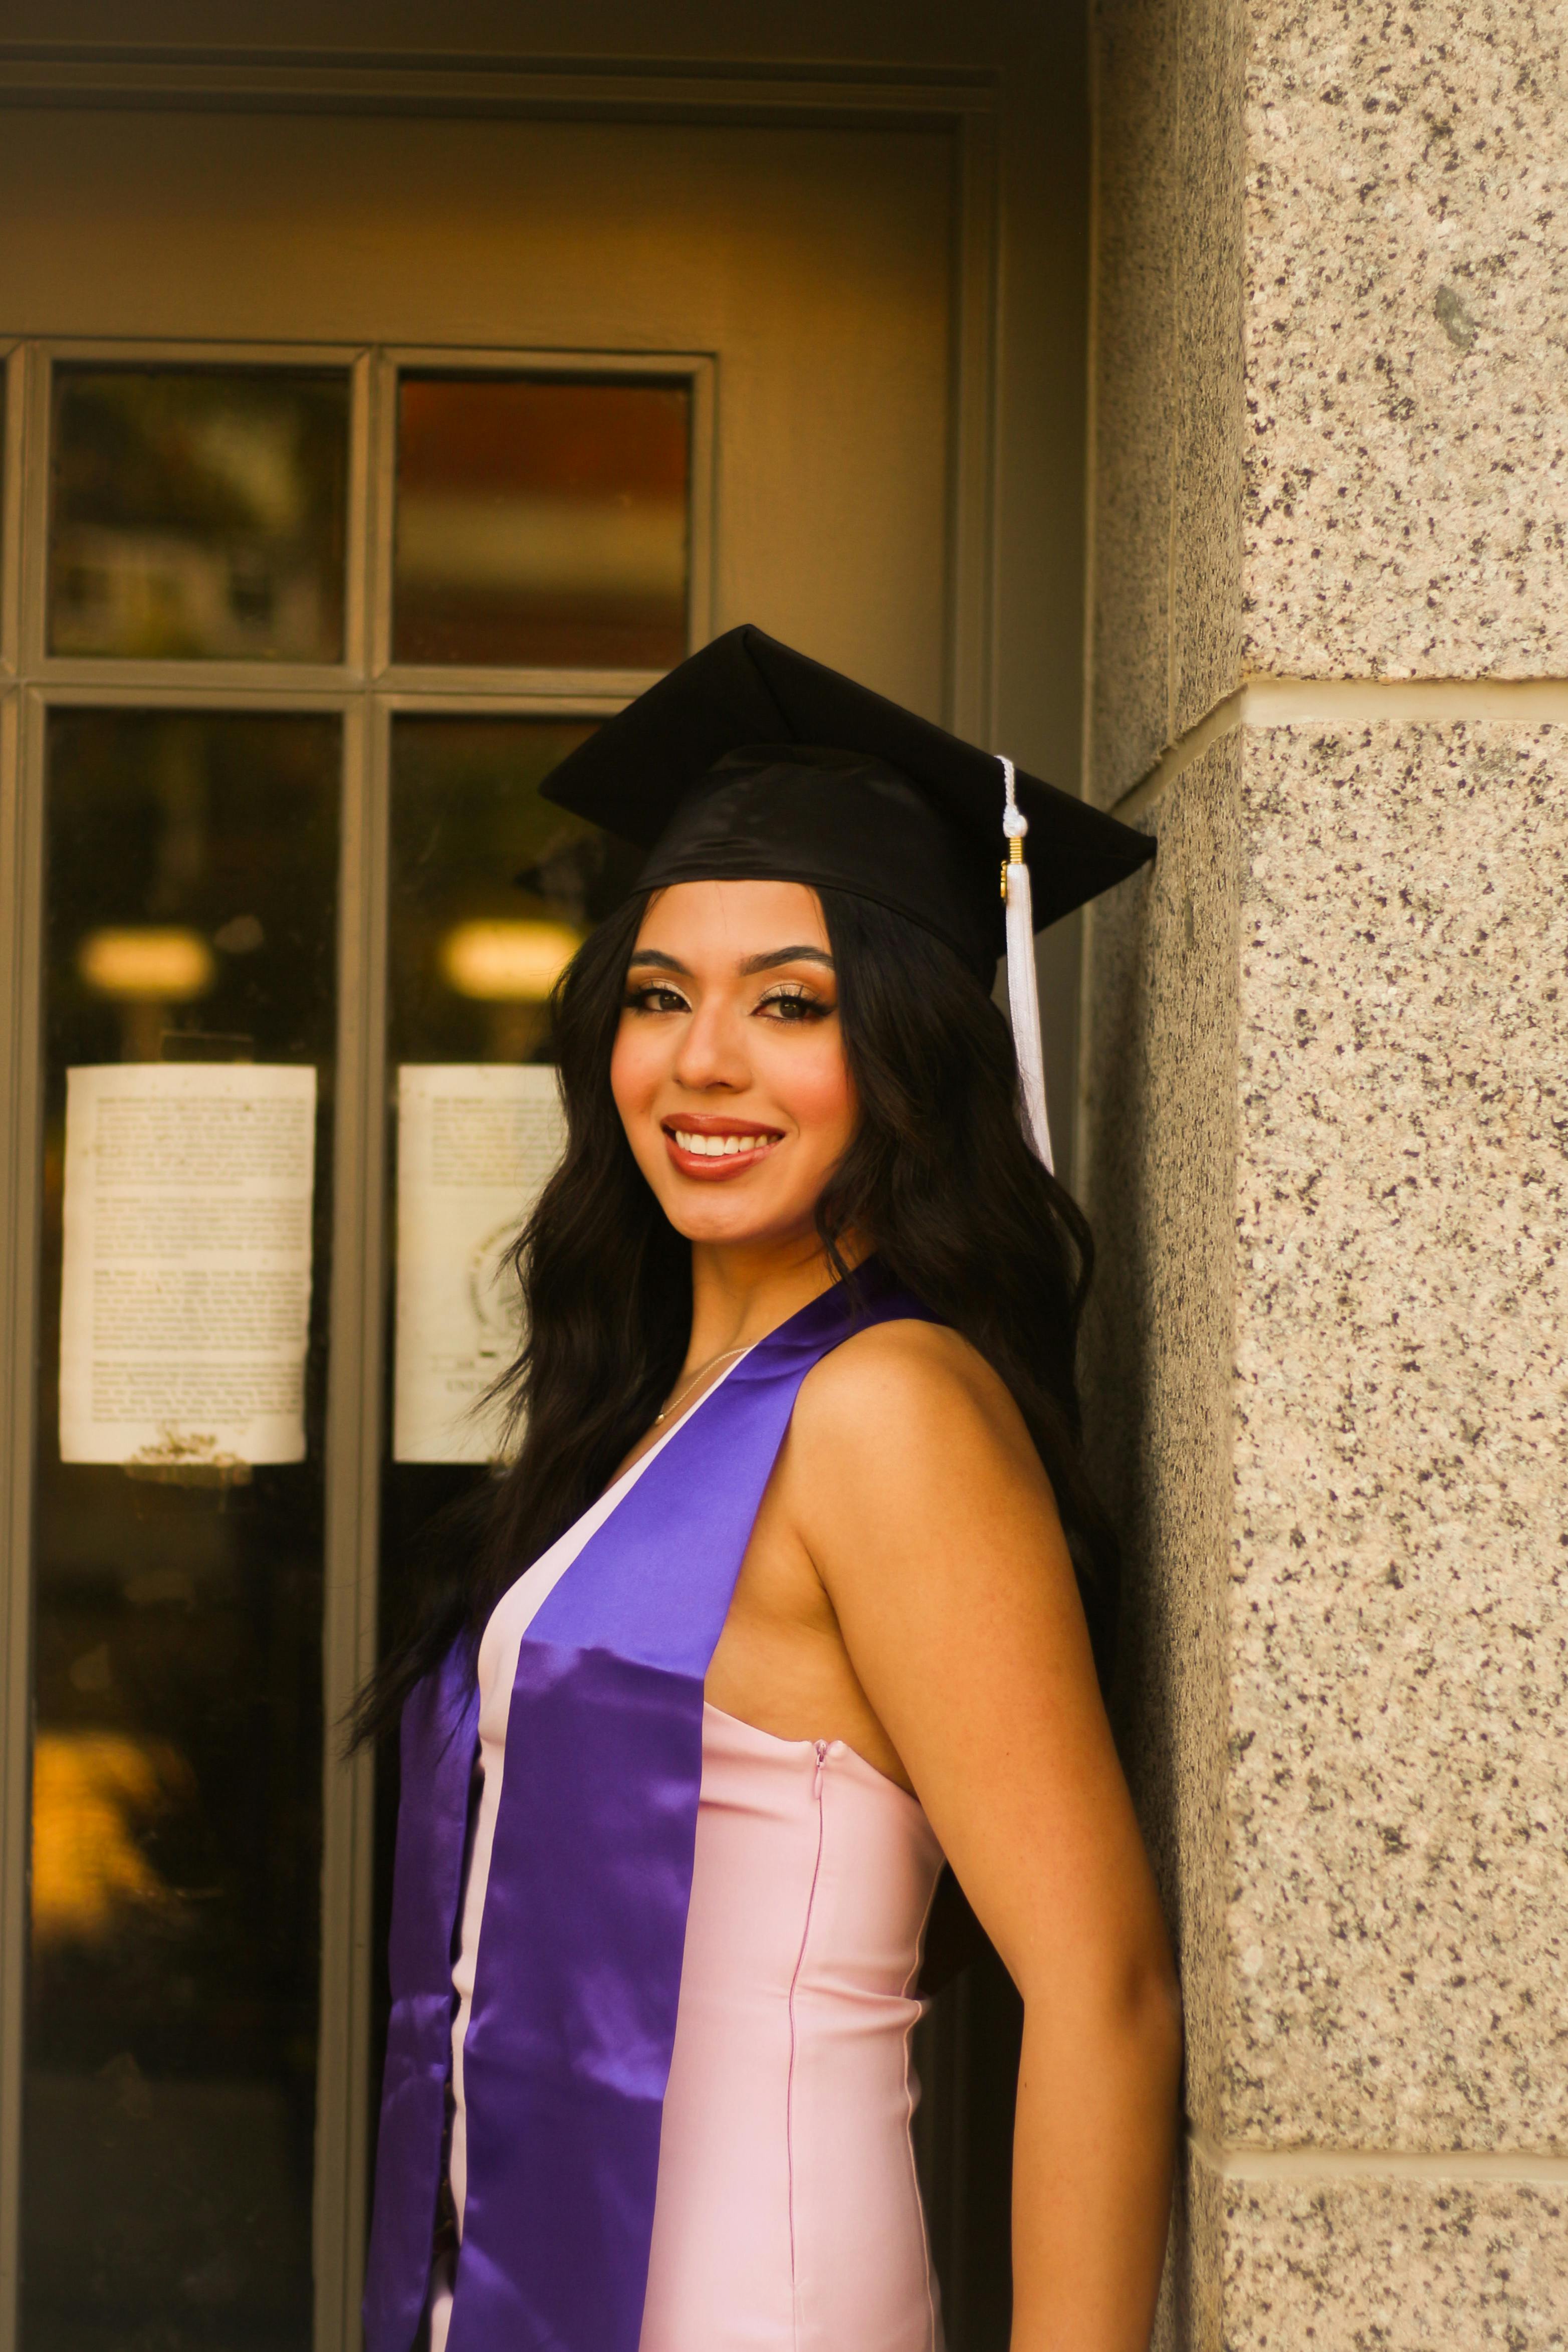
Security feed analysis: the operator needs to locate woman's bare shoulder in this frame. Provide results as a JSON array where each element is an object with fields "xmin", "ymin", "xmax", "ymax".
[
  {"xmin": 781, "ymin": 1308, "xmax": 1065, "ymax": 1600},
  {"xmin": 791, "ymin": 1312, "xmax": 1033, "ymax": 1478}
]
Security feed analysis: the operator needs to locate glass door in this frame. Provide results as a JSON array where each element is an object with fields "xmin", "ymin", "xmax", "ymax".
[
  {"xmin": 0, "ymin": 96, "xmax": 979, "ymax": 2352},
  {"xmin": 0, "ymin": 341, "xmax": 709, "ymax": 2352}
]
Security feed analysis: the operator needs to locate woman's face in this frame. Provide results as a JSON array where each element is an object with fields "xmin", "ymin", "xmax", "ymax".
[{"xmin": 610, "ymin": 879, "xmax": 856, "ymax": 1252}]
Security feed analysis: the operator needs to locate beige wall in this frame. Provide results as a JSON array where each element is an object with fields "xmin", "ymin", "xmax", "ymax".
[{"xmin": 1084, "ymin": 0, "xmax": 1568, "ymax": 2340}]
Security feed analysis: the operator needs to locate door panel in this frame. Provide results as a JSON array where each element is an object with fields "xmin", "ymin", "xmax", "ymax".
[
  {"xmin": 0, "ymin": 101, "xmax": 968, "ymax": 2352},
  {"xmin": 0, "ymin": 111, "xmax": 954, "ymax": 708}
]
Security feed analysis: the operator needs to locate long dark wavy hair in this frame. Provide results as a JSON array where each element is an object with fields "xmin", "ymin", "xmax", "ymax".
[{"xmin": 354, "ymin": 886, "xmax": 1117, "ymax": 1750}]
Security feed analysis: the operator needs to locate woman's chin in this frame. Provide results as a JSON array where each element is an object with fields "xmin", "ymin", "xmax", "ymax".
[{"xmin": 654, "ymin": 1181, "xmax": 822, "ymax": 1253}]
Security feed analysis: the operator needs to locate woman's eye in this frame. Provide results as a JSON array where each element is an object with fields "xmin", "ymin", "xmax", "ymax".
[
  {"xmin": 757, "ymin": 986, "xmax": 830, "ymax": 1023},
  {"xmin": 626, "ymin": 983, "xmax": 690, "ymax": 1015}
]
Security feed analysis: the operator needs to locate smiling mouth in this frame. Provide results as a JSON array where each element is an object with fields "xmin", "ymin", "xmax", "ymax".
[{"xmin": 660, "ymin": 1119, "xmax": 783, "ymax": 1174}]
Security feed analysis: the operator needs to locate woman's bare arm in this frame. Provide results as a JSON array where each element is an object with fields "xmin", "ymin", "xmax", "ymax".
[{"xmin": 786, "ymin": 1319, "xmax": 1182, "ymax": 2352}]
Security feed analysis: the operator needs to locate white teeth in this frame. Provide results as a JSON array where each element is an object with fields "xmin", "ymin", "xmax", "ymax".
[{"xmin": 673, "ymin": 1130, "xmax": 770, "ymax": 1157}]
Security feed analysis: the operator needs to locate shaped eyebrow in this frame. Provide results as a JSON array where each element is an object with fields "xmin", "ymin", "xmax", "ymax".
[
  {"xmin": 738, "ymin": 946, "xmax": 835, "ymax": 975},
  {"xmin": 625, "ymin": 949, "xmax": 693, "ymax": 975},
  {"xmin": 626, "ymin": 945, "xmax": 835, "ymax": 977}
]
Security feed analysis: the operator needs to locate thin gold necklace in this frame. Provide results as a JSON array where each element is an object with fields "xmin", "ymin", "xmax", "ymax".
[{"xmin": 653, "ymin": 1343, "xmax": 751, "ymax": 1425}]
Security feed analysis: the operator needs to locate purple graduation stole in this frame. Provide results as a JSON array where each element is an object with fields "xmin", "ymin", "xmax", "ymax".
[{"xmin": 363, "ymin": 1263, "xmax": 933, "ymax": 2352}]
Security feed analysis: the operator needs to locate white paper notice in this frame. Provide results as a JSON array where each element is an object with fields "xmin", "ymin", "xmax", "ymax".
[
  {"xmin": 59, "ymin": 1063, "xmax": 317, "ymax": 1469},
  {"xmin": 393, "ymin": 1064, "xmax": 567, "ymax": 1464}
]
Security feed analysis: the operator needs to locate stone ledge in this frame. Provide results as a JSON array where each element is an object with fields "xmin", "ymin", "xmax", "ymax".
[
  {"xmin": 1190, "ymin": 2124, "xmax": 1568, "ymax": 2184},
  {"xmin": 1197, "ymin": 2163, "xmax": 1567, "ymax": 2349}
]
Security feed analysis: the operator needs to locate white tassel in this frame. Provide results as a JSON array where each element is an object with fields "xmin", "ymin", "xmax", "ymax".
[{"xmin": 999, "ymin": 757, "xmax": 1054, "ymax": 1172}]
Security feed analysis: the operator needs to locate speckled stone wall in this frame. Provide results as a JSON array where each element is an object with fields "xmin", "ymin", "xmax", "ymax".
[
  {"xmin": 1243, "ymin": 2, "xmax": 1568, "ymax": 680},
  {"xmin": 1228, "ymin": 720, "xmax": 1568, "ymax": 2160},
  {"xmin": 1089, "ymin": 0, "xmax": 1247, "ymax": 802},
  {"xmin": 1084, "ymin": 0, "xmax": 1568, "ymax": 2342}
]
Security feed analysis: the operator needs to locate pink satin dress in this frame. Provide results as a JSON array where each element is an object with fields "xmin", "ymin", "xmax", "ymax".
[
  {"xmin": 433, "ymin": 1402, "xmax": 948, "ymax": 2352},
  {"xmin": 640, "ymin": 1703, "xmax": 947, "ymax": 2352}
]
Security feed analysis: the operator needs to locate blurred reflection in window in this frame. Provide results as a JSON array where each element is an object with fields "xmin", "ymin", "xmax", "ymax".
[
  {"xmin": 389, "ymin": 715, "xmax": 640, "ymax": 1066},
  {"xmin": 31, "ymin": 1730, "xmax": 194, "ymax": 1950},
  {"xmin": 49, "ymin": 367, "xmax": 350, "ymax": 661},
  {"xmin": 393, "ymin": 375, "xmax": 690, "ymax": 670},
  {"xmin": 25, "ymin": 709, "xmax": 338, "ymax": 2352}
]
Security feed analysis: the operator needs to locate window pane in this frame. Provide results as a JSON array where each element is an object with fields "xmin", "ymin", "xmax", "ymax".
[
  {"xmin": 49, "ymin": 368, "xmax": 350, "ymax": 662},
  {"xmin": 25, "ymin": 710, "xmax": 340, "ymax": 2352},
  {"xmin": 372, "ymin": 716, "xmax": 632, "ymax": 2098},
  {"xmin": 388, "ymin": 714, "xmax": 632, "ymax": 1066},
  {"xmin": 393, "ymin": 376, "xmax": 690, "ymax": 669}
]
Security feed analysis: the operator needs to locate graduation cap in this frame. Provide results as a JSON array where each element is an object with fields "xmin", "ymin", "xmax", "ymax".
[{"xmin": 540, "ymin": 625, "xmax": 1154, "ymax": 1171}]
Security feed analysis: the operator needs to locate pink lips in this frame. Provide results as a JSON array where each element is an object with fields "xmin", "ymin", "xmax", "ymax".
[{"xmin": 660, "ymin": 1116, "xmax": 784, "ymax": 1182}]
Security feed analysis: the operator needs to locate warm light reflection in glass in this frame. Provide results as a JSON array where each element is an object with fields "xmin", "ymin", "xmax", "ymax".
[
  {"xmin": 78, "ymin": 926, "xmax": 215, "ymax": 1000},
  {"xmin": 439, "ymin": 917, "xmax": 582, "ymax": 1002},
  {"xmin": 394, "ymin": 375, "xmax": 690, "ymax": 668},
  {"xmin": 30, "ymin": 1731, "xmax": 191, "ymax": 1951}
]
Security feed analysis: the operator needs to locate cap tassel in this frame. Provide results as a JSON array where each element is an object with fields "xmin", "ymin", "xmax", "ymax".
[{"xmin": 999, "ymin": 757, "xmax": 1054, "ymax": 1173}]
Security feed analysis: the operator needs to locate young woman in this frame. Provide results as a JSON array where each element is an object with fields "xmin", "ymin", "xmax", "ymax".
[{"xmin": 360, "ymin": 629, "xmax": 1182, "ymax": 2352}]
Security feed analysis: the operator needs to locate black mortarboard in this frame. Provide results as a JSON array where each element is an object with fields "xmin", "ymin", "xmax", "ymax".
[{"xmin": 540, "ymin": 624, "xmax": 1155, "ymax": 1168}]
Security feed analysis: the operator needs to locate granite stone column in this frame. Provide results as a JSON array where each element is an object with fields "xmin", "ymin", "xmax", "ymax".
[{"xmin": 1082, "ymin": 3, "xmax": 1568, "ymax": 2341}]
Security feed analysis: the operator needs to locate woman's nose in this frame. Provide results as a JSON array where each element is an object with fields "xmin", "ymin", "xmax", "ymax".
[{"xmin": 671, "ymin": 998, "xmax": 749, "ymax": 1091}]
